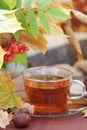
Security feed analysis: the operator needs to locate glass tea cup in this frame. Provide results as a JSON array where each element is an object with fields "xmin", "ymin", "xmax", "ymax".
[{"xmin": 23, "ymin": 66, "xmax": 86, "ymax": 116}]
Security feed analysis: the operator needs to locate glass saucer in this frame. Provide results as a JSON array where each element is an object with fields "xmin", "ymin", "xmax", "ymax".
[
  {"xmin": 30, "ymin": 102, "xmax": 85, "ymax": 118},
  {"xmin": 31, "ymin": 109, "xmax": 82, "ymax": 118}
]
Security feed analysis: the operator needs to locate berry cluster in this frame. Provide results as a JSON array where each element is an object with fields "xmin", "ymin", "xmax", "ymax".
[{"xmin": 3, "ymin": 42, "xmax": 29, "ymax": 63}]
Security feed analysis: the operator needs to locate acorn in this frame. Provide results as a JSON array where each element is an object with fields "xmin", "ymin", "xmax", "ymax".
[{"xmin": 12, "ymin": 110, "xmax": 31, "ymax": 128}]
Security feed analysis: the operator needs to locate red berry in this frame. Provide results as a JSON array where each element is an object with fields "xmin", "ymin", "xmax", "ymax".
[
  {"xmin": 3, "ymin": 41, "xmax": 30, "ymax": 63},
  {"xmin": 19, "ymin": 49, "xmax": 24, "ymax": 54},
  {"xmin": 25, "ymin": 46, "xmax": 29, "ymax": 51}
]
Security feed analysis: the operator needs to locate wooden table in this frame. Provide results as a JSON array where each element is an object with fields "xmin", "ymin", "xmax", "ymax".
[{"xmin": 0, "ymin": 113, "xmax": 87, "ymax": 130}]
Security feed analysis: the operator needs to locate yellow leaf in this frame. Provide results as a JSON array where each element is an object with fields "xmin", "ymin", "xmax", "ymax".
[
  {"xmin": 0, "ymin": 9, "xmax": 24, "ymax": 34},
  {"xmin": 19, "ymin": 31, "xmax": 48, "ymax": 54},
  {"xmin": 0, "ymin": 71, "xmax": 15, "ymax": 92},
  {"xmin": 0, "ymin": 9, "xmax": 17, "ymax": 20},
  {"xmin": 0, "ymin": 71, "xmax": 23, "ymax": 109},
  {"xmin": 0, "ymin": 46, "xmax": 6, "ymax": 69},
  {"xmin": 0, "ymin": 17, "xmax": 23, "ymax": 34}
]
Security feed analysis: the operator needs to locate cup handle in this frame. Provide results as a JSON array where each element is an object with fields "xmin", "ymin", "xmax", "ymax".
[{"xmin": 69, "ymin": 80, "xmax": 86, "ymax": 100}]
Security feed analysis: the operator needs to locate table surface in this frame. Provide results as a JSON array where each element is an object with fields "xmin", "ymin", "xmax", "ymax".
[{"xmin": 0, "ymin": 113, "xmax": 87, "ymax": 130}]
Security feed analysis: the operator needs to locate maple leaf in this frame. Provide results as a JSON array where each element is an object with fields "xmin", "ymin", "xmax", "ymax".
[
  {"xmin": 0, "ymin": 9, "xmax": 23, "ymax": 34},
  {"xmin": 0, "ymin": 71, "xmax": 23, "ymax": 109}
]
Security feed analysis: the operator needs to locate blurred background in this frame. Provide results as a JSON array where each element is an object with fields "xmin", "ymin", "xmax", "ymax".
[{"xmin": 27, "ymin": 0, "xmax": 87, "ymax": 66}]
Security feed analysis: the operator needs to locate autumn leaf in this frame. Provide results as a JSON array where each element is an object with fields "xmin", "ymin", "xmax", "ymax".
[
  {"xmin": 0, "ymin": 9, "xmax": 17, "ymax": 20},
  {"xmin": 19, "ymin": 31, "xmax": 48, "ymax": 54},
  {"xmin": 0, "ymin": 87, "xmax": 23, "ymax": 109},
  {"xmin": 0, "ymin": 71, "xmax": 23, "ymax": 109},
  {"xmin": 70, "ymin": 9, "xmax": 87, "ymax": 24},
  {"xmin": 0, "ymin": 46, "xmax": 6, "ymax": 69},
  {"xmin": 0, "ymin": 9, "xmax": 23, "ymax": 34},
  {"xmin": 0, "ymin": 17, "xmax": 23, "ymax": 34},
  {"xmin": 0, "ymin": 33, "xmax": 15, "ymax": 47},
  {"xmin": 62, "ymin": 20, "xmax": 83, "ymax": 61}
]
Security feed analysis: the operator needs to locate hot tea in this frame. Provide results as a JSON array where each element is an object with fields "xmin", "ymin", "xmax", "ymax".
[
  {"xmin": 23, "ymin": 66, "xmax": 86, "ymax": 116},
  {"xmin": 24, "ymin": 75, "xmax": 70, "ymax": 115}
]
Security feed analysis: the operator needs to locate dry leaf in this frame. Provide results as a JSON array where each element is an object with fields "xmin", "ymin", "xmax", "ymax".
[
  {"xmin": 19, "ymin": 31, "xmax": 48, "ymax": 54},
  {"xmin": 71, "ymin": 9, "xmax": 87, "ymax": 24},
  {"xmin": 0, "ymin": 33, "xmax": 15, "ymax": 47},
  {"xmin": 62, "ymin": 20, "xmax": 83, "ymax": 61}
]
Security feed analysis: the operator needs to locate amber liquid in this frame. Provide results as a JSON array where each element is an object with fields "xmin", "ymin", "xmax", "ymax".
[{"xmin": 24, "ymin": 75, "xmax": 70, "ymax": 115}]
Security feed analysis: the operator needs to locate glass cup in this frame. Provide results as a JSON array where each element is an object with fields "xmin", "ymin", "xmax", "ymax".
[{"xmin": 23, "ymin": 66, "xmax": 86, "ymax": 116}]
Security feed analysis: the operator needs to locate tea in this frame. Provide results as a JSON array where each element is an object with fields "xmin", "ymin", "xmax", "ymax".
[{"xmin": 24, "ymin": 75, "xmax": 70, "ymax": 115}]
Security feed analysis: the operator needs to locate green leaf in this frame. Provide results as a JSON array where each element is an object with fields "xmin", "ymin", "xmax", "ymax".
[
  {"xmin": 16, "ymin": 0, "xmax": 22, "ymax": 9},
  {"xmin": 13, "ymin": 52, "xmax": 28, "ymax": 68},
  {"xmin": 28, "ymin": 10, "xmax": 38, "ymax": 38},
  {"xmin": 14, "ymin": 31, "xmax": 19, "ymax": 41},
  {"xmin": 39, "ymin": 0, "xmax": 52, "ymax": 8},
  {"xmin": 0, "ymin": 0, "xmax": 10, "ymax": 10},
  {"xmin": 0, "ymin": 86, "xmax": 23, "ymax": 109},
  {"xmin": 26, "ymin": 0, "xmax": 33, "ymax": 8},
  {"xmin": 17, "ymin": 11, "xmax": 31, "ymax": 35},
  {"xmin": 3, "ymin": 0, "xmax": 17, "ymax": 9},
  {"xmin": 38, "ymin": 10, "xmax": 50, "ymax": 34},
  {"xmin": 46, "ymin": 8, "xmax": 70, "ymax": 19}
]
